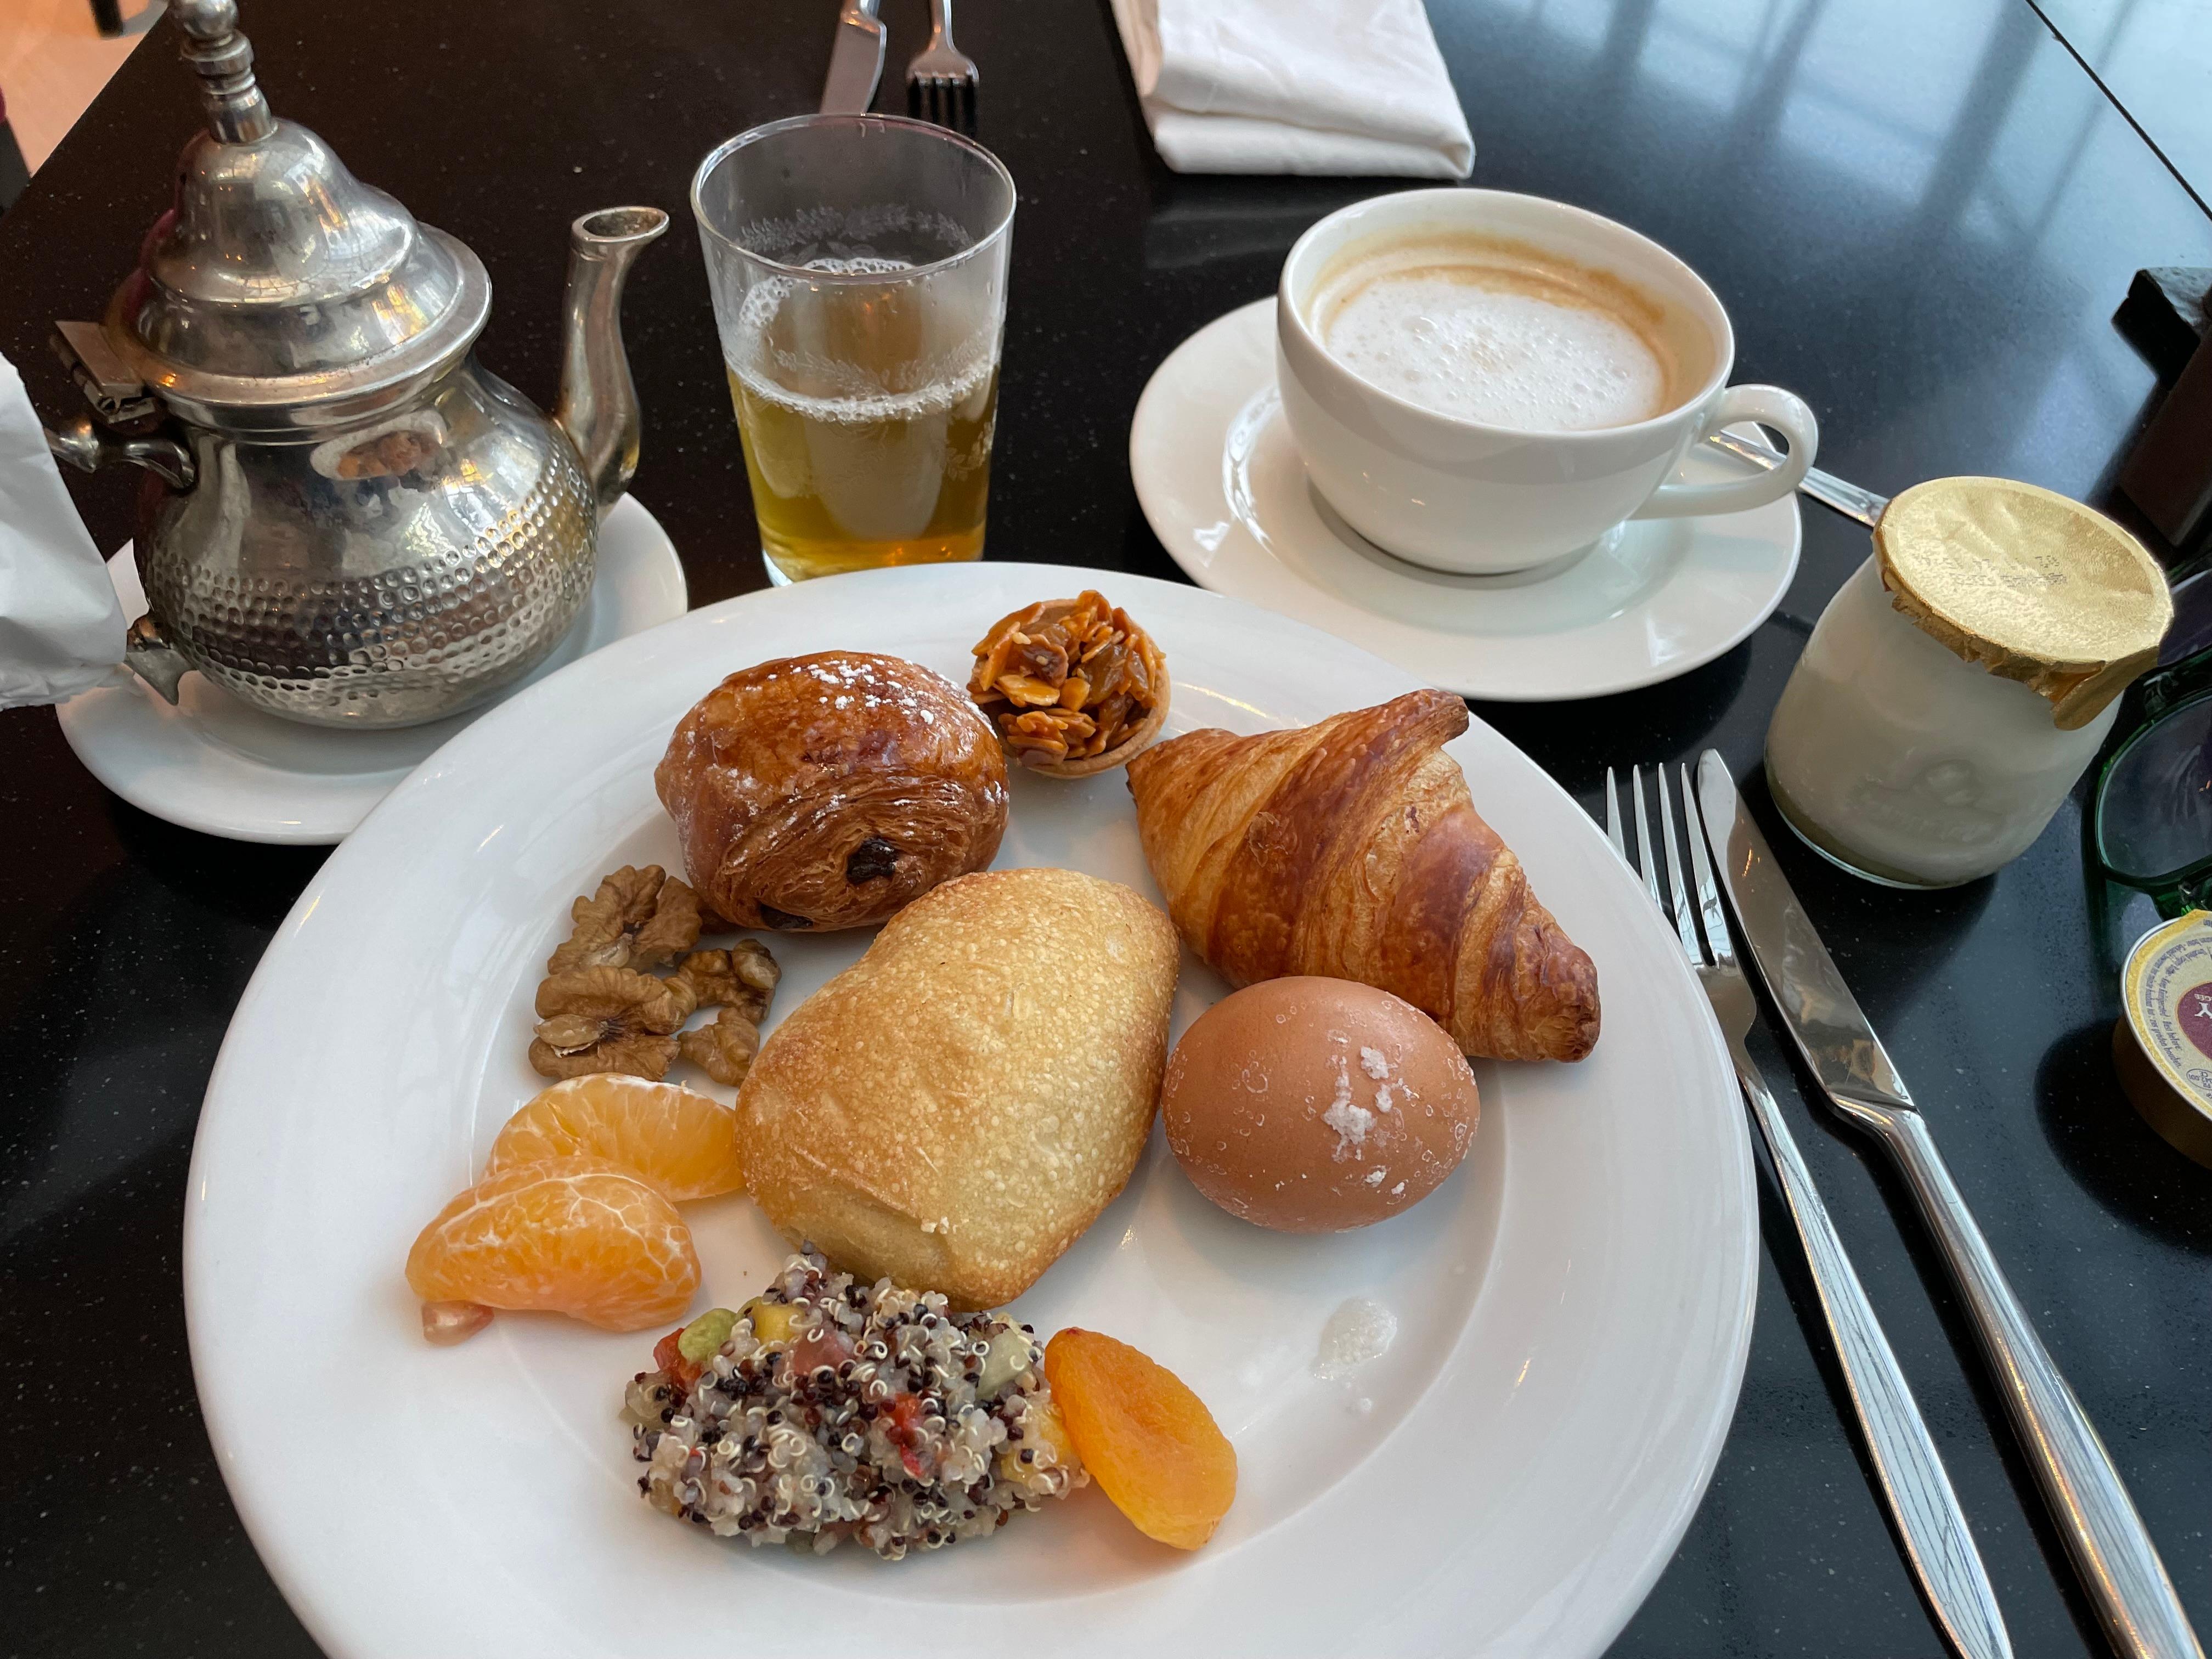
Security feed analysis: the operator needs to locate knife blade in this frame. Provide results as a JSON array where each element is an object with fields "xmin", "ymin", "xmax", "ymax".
[
  {"xmin": 1695, "ymin": 754, "xmax": 1916, "ymax": 1126},
  {"xmin": 1697, "ymin": 749, "xmax": 2205, "ymax": 1659},
  {"xmin": 820, "ymin": 0, "xmax": 887, "ymax": 114}
]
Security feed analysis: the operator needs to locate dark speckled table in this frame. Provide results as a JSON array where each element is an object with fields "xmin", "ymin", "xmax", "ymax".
[{"xmin": 4, "ymin": 2, "xmax": 2211, "ymax": 1655}]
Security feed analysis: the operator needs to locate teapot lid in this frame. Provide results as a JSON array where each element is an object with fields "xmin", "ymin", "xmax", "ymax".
[{"xmin": 103, "ymin": 0, "xmax": 490, "ymax": 427}]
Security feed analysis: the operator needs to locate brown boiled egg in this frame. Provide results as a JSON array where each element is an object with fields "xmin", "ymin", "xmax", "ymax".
[{"xmin": 1160, "ymin": 977, "xmax": 1480, "ymax": 1232}]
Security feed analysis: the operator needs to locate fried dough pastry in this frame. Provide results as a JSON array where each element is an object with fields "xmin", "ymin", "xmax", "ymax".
[
  {"xmin": 736, "ymin": 868, "xmax": 1180, "ymax": 1309},
  {"xmin": 1125, "ymin": 690, "xmax": 1599, "ymax": 1063},
  {"xmin": 654, "ymin": 652, "xmax": 1008, "ymax": 932}
]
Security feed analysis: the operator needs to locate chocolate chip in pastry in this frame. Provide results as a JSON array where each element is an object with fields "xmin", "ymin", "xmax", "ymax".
[{"xmin": 655, "ymin": 652, "xmax": 1008, "ymax": 932}]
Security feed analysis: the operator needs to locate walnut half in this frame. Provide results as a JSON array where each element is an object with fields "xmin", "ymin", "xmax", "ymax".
[
  {"xmin": 664, "ymin": 940, "xmax": 781, "ymax": 1023},
  {"xmin": 530, "ymin": 864, "xmax": 781, "ymax": 1088},
  {"xmin": 546, "ymin": 865, "xmax": 703, "ymax": 975},
  {"xmin": 680, "ymin": 1007, "xmax": 763, "ymax": 1087},
  {"xmin": 668, "ymin": 940, "xmax": 780, "ymax": 1085},
  {"xmin": 529, "ymin": 967, "xmax": 685, "ymax": 1080}
]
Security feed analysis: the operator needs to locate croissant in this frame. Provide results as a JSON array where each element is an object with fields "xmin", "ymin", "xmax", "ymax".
[{"xmin": 1125, "ymin": 690, "xmax": 1599, "ymax": 1062}]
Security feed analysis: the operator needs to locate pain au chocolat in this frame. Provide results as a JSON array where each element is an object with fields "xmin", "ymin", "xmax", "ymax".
[{"xmin": 654, "ymin": 652, "xmax": 1008, "ymax": 932}]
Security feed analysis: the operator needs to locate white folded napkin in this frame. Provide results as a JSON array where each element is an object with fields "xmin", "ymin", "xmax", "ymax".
[
  {"xmin": 0, "ymin": 352, "xmax": 127, "ymax": 710},
  {"xmin": 1108, "ymin": 0, "xmax": 1474, "ymax": 178}
]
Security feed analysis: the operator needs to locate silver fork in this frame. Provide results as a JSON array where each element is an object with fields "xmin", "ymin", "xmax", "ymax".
[
  {"xmin": 1604, "ymin": 764, "xmax": 2012, "ymax": 1659},
  {"xmin": 905, "ymin": 0, "xmax": 978, "ymax": 134}
]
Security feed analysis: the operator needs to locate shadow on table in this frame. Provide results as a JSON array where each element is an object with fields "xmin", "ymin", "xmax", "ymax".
[
  {"xmin": 106, "ymin": 794, "xmax": 329, "ymax": 929},
  {"xmin": 1472, "ymin": 639, "xmax": 1755, "ymax": 795},
  {"xmin": 1, "ymin": 797, "xmax": 325, "ymax": 1248},
  {"xmin": 2036, "ymin": 1019, "xmax": 2212, "ymax": 1255},
  {"xmin": 1142, "ymin": 174, "xmax": 1430, "ymax": 273}
]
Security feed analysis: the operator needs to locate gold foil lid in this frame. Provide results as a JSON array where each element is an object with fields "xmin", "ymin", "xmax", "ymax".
[
  {"xmin": 2113, "ymin": 911, "xmax": 2212, "ymax": 1167},
  {"xmin": 1875, "ymin": 476, "xmax": 2172, "ymax": 729}
]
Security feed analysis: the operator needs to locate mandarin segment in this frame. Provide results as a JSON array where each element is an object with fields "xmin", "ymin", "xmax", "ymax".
[
  {"xmin": 420, "ymin": 1300, "xmax": 494, "ymax": 1346},
  {"xmin": 1043, "ymin": 1328, "xmax": 1236, "ymax": 1549},
  {"xmin": 405, "ymin": 1156, "xmax": 700, "ymax": 1332},
  {"xmin": 484, "ymin": 1074, "xmax": 744, "ymax": 1201}
]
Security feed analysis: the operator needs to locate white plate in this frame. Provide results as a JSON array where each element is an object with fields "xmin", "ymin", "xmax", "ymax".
[
  {"xmin": 1131, "ymin": 298, "xmax": 1802, "ymax": 702},
  {"xmin": 54, "ymin": 493, "xmax": 689, "ymax": 844},
  {"xmin": 184, "ymin": 563, "xmax": 1753, "ymax": 1659}
]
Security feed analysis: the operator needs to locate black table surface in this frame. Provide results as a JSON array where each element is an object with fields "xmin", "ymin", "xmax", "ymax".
[{"xmin": 5, "ymin": 2, "xmax": 2211, "ymax": 1655}]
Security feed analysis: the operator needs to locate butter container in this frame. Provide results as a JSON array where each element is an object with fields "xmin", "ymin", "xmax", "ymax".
[{"xmin": 2112, "ymin": 910, "xmax": 2212, "ymax": 1166}]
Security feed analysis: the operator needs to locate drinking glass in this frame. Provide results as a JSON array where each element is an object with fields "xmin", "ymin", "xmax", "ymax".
[{"xmin": 692, "ymin": 115, "xmax": 1016, "ymax": 584}]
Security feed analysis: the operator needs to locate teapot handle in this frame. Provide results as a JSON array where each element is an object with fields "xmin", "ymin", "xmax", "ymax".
[
  {"xmin": 123, "ymin": 616, "xmax": 192, "ymax": 705},
  {"xmin": 46, "ymin": 411, "xmax": 196, "ymax": 492}
]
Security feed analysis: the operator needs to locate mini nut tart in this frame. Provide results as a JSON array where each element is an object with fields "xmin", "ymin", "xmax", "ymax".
[{"xmin": 968, "ymin": 591, "xmax": 1170, "ymax": 777}]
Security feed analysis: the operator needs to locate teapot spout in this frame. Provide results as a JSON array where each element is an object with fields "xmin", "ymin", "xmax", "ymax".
[{"xmin": 554, "ymin": 206, "xmax": 670, "ymax": 517}]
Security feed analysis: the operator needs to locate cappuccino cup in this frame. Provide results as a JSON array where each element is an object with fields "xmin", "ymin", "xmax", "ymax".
[{"xmin": 1277, "ymin": 189, "xmax": 1818, "ymax": 574}]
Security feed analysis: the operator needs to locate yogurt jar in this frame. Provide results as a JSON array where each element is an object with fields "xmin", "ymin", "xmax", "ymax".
[{"xmin": 1766, "ymin": 477, "xmax": 2170, "ymax": 888}]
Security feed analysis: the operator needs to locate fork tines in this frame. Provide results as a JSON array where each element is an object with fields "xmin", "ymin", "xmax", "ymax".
[
  {"xmin": 1603, "ymin": 763, "xmax": 1736, "ymax": 971},
  {"xmin": 907, "ymin": 74, "xmax": 977, "ymax": 135}
]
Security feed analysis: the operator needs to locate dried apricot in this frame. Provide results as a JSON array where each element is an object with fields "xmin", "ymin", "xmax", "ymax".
[
  {"xmin": 484, "ymin": 1074, "xmax": 743, "ymax": 1201},
  {"xmin": 1043, "ymin": 1328, "xmax": 1235, "ymax": 1549},
  {"xmin": 404, "ymin": 1156, "xmax": 699, "ymax": 1333}
]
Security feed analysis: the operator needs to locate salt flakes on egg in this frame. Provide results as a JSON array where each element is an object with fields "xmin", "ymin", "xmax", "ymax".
[
  {"xmin": 1158, "ymin": 976, "xmax": 1480, "ymax": 1233},
  {"xmin": 1320, "ymin": 1054, "xmax": 1376, "ymax": 1160}
]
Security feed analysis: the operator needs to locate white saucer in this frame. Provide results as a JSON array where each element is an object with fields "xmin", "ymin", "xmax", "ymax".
[
  {"xmin": 54, "ymin": 494, "xmax": 689, "ymax": 845},
  {"xmin": 1130, "ymin": 298, "xmax": 1802, "ymax": 702}
]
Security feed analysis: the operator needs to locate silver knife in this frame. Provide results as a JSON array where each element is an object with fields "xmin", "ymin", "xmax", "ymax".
[
  {"xmin": 1697, "ymin": 750, "xmax": 2205, "ymax": 1659},
  {"xmin": 820, "ymin": 0, "xmax": 887, "ymax": 114}
]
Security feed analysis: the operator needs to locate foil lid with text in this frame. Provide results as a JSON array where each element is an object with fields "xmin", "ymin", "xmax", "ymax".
[
  {"xmin": 1875, "ymin": 476, "xmax": 2171, "ymax": 730},
  {"xmin": 2113, "ymin": 910, "xmax": 2212, "ymax": 1169}
]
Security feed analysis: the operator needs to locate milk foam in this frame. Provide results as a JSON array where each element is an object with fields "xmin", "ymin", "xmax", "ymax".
[{"xmin": 1319, "ymin": 263, "xmax": 1671, "ymax": 432}]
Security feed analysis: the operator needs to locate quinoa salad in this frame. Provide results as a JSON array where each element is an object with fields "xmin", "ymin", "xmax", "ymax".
[{"xmin": 624, "ymin": 1249, "xmax": 1087, "ymax": 1559}]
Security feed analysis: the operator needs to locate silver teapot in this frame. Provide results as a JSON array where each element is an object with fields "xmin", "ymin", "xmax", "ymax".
[{"xmin": 41, "ymin": 0, "xmax": 667, "ymax": 728}]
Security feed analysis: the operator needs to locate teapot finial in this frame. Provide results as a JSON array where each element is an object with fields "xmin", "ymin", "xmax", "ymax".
[{"xmin": 173, "ymin": 0, "xmax": 274, "ymax": 144}]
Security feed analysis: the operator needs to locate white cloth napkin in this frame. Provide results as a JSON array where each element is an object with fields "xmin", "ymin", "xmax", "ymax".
[
  {"xmin": 0, "ymin": 352, "xmax": 127, "ymax": 710},
  {"xmin": 1108, "ymin": 0, "xmax": 1474, "ymax": 178}
]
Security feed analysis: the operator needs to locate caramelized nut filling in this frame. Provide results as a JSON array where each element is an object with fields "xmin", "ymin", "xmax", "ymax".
[{"xmin": 968, "ymin": 592, "xmax": 1165, "ymax": 768}]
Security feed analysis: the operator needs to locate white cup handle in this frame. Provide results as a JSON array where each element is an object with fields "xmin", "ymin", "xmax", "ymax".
[{"xmin": 1632, "ymin": 384, "xmax": 1820, "ymax": 521}]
